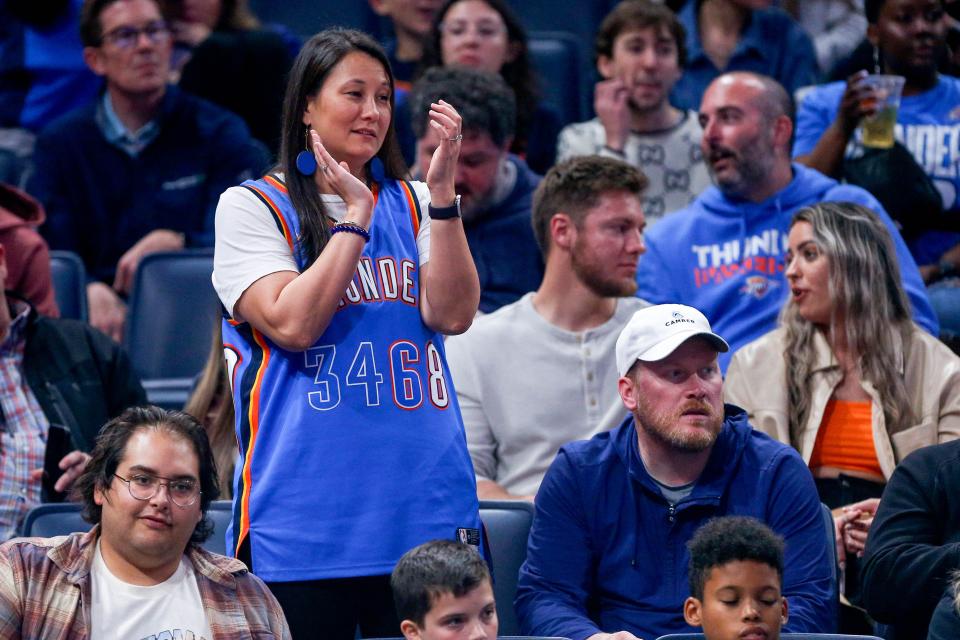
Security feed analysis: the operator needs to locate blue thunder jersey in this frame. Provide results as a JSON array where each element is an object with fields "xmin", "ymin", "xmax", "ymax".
[{"xmin": 221, "ymin": 175, "xmax": 481, "ymax": 581}]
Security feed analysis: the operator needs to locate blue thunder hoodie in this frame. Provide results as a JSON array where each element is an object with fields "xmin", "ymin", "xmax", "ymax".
[
  {"xmin": 515, "ymin": 406, "xmax": 835, "ymax": 640},
  {"xmin": 636, "ymin": 163, "xmax": 938, "ymax": 371}
]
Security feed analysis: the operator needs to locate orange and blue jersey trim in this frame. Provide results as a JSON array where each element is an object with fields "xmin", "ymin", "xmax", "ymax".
[
  {"xmin": 232, "ymin": 325, "xmax": 271, "ymax": 556},
  {"xmin": 243, "ymin": 177, "xmax": 295, "ymax": 254},
  {"xmin": 398, "ymin": 180, "xmax": 421, "ymax": 239}
]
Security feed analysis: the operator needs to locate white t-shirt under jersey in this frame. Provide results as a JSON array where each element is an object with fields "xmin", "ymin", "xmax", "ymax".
[
  {"xmin": 90, "ymin": 541, "xmax": 214, "ymax": 640},
  {"xmin": 213, "ymin": 178, "xmax": 432, "ymax": 318}
]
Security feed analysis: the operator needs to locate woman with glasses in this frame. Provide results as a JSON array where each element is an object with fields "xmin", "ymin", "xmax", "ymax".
[
  {"xmin": 411, "ymin": 0, "xmax": 560, "ymax": 174},
  {"xmin": 724, "ymin": 201, "xmax": 960, "ymax": 629},
  {"xmin": 212, "ymin": 27, "xmax": 481, "ymax": 639}
]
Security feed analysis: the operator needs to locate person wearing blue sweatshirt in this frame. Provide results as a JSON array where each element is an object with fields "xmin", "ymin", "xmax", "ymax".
[
  {"xmin": 409, "ymin": 66, "xmax": 543, "ymax": 313},
  {"xmin": 636, "ymin": 72, "xmax": 936, "ymax": 371},
  {"xmin": 514, "ymin": 304, "xmax": 835, "ymax": 640}
]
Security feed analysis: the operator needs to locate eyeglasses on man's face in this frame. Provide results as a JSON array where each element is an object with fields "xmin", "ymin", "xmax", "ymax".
[
  {"xmin": 113, "ymin": 472, "xmax": 201, "ymax": 508},
  {"xmin": 101, "ymin": 21, "xmax": 171, "ymax": 50}
]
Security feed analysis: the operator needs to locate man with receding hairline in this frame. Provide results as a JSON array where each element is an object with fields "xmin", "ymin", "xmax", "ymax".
[{"xmin": 635, "ymin": 71, "xmax": 936, "ymax": 370}]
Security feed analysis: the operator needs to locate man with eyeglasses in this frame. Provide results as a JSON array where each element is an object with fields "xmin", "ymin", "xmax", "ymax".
[
  {"xmin": 0, "ymin": 405, "xmax": 291, "ymax": 638},
  {"xmin": 28, "ymin": 0, "xmax": 268, "ymax": 342}
]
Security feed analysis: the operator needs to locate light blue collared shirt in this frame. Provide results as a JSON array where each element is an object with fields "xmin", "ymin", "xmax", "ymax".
[{"xmin": 95, "ymin": 92, "xmax": 160, "ymax": 157}]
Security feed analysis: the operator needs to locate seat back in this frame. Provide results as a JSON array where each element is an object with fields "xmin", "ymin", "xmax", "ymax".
[
  {"xmin": 21, "ymin": 501, "xmax": 234, "ymax": 556},
  {"xmin": 479, "ymin": 500, "xmax": 535, "ymax": 637},
  {"xmin": 528, "ymin": 32, "xmax": 583, "ymax": 127},
  {"xmin": 821, "ymin": 501, "xmax": 839, "ymax": 621},
  {"xmin": 49, "ymin": 250, "xmax": 88, "ymax": 321},
  {"xmin": 20, "ymin": 503, "xmax": 88, "ymax": 538},
  {"xmin": 124, "ymin": 250, "xmax": 219, "ymax": 380},
  {"xmin": 248, "ymin": 0, "xmax": 384, "ymax": 39}
]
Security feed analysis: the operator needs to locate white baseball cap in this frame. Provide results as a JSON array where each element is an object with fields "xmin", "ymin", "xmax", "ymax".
[{"xmin": 615, "ymin": 304, "xmax": 729, "ymax": 376}]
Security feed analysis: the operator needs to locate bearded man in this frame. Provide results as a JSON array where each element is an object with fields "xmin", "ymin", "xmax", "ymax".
[
  {"xmin": 634, "ymin": 72, "xmax": 936, "ymax": 372},
  {"xmin": 445, "ymin": 155, "xmax": 649, "ymax": 501},
  {"xmin": 514, "ymin": 303, "xmax": 835, "ymax": 640}
]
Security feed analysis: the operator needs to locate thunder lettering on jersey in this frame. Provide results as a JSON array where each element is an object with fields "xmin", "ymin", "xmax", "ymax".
[
  {"xmin": 795, "ymin": 75, "xmax": 960, "ymax": 265},
  {"xmin": 222, "ymin": 175, "xmax": 480, "ymax": 581}
]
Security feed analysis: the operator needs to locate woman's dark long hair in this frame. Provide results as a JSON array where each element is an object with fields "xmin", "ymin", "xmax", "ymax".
[
  {"xmin": 278, "ymin": 28, "xmax": 408, "ymax": 267},
  {"xmin": 420, "ymin": 0, "xmax": 540, "ymax": 154}
]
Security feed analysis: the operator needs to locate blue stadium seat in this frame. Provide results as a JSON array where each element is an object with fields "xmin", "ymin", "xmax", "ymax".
[
  {"xmin": 821, "ymin": 501, "xmax": 839, "ymax": 623},
  {"xmin": 529, "ymin": 31, "xmax": 584, "ymax": 127},
  {"xmin": 248, "ymin": 0, "xmax": 384, "ymax": 40},
  {"xmin": 479, "ymin": 500, "xmax": 535, "ymax": 637},
  {"xmin": 123, "ymin": 250, "xmax": 219, "ymax": 382},
  {"xmin": 20, "ymin": 501, "xmax": 233, "ymax": 555},
  {"xmin": 49, "ymin": 250, "xmax": 88, "ymax": 321}
]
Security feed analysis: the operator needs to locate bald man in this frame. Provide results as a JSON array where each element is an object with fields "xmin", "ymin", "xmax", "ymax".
[{"xmin": 635, "ymin": 72, "xmax": 936, "ymax": 369}]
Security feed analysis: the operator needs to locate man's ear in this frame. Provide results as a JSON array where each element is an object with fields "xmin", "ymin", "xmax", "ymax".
[
  {"xmin": 618, "ymin": 374, "xmax": 639, "ymax": 412},
  {"xmin": 82, "ymin": 46, "xmax": 106, "ymax": 77},
  {"xmin": 772, "ymin": 114, "xmax": 793, "ymax": 152},
  {"xmin": 94, "ymin": 481, "xmax": 107, "ymax": 507},
  {"xmin": 549, "ymin": 212, "xmax": 575, "ymax": 252},
  {"xmin": 781, "ymin": 595, "xmax": 789, "ymax": 625},
  {"xmin": 597, "ymin": 54, "xmax": 615, "ymax": 80},
  {"xmin": 399, "ymin": 619, "xmax": 422, "ymax": 640},
  {"xmin": 683, "ymin": 596, "xmax": 704, "ymax": 627}
]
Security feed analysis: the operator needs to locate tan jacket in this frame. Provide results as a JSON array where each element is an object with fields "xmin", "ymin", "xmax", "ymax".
[{"xmin": 724, "ymin": 324, "xmax": 960, "ymax": 479}]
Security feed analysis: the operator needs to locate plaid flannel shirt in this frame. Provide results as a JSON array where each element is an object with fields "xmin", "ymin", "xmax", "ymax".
[{"xmin": 0, "ymin": 526, "xmax": 290, "ymax": 639}]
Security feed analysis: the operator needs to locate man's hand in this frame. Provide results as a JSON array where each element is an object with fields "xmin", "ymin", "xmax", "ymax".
[
  {"xmin": 594, "ymin": 78, "xmax": 632, "ymax": 152},
  {"xmin": 113, "ymin": 229, "xmax": 186, "ymax": 295},
  {"xmin": 841, "ymin": 497, "xmax": 881, "ymax": 558},
  {"xmin": 87, "ymin": 281, "xmax": 127, "ymax": 342},
  {"xmin": 587, "ymin": 632, "xmax": 643, "ymax": 640},
  {"xmin": 30, "ymin": 450, "xmax": 92, "ymax": 493}
]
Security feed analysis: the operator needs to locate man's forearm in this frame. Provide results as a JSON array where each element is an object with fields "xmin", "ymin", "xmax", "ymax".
[{"xmin": 476, "ymin": 479, "xmax": 534, "ymax": 502}]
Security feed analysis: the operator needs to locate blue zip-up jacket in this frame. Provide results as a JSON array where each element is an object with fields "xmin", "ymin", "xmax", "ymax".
[
  {"xmin": 515, "ymin": 405, "xmax": 835, "ymax": 640},
  {"xmin": 636, "ymin": 163, "xmax": 937, "ymax": 371}
]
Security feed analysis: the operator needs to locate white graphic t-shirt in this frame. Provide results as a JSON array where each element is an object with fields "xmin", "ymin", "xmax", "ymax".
[{"xmin": 90, "ymin": 541, "xmax": 214, "ymax": 640}]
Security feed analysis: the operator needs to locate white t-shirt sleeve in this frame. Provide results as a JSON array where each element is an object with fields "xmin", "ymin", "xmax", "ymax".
[
  {"xmin": 411, "ymin": 180, "xmax": 431, "ymax": 264},
  {"xmin": 213, "ymin": 185, "xmax": 300, "ymax": 318}
]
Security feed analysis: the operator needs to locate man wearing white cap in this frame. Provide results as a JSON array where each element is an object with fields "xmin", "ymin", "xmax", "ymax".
[{"xmin": 515, "ymin": 303, "xmax": 835, "ymax": 640}]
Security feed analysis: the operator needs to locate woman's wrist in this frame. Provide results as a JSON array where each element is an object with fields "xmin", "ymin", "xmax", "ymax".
[{"xmin": 429, "ymin": 188, "xmax": 457, "ymax": 208}]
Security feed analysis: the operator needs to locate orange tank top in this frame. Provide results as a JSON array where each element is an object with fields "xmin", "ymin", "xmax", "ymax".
[{"xmin": 808, "ymin": 399, "xmax": 883, "ymax": 477}]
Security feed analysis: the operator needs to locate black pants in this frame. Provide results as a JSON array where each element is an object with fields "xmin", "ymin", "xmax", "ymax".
[{"xmin": 266, "ymin": 575, "xmax": 400, "ymax": 640}]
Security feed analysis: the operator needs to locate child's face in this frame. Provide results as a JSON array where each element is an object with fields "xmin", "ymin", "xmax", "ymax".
[
  {"xmin": 683, "ymin": 560, "xmax": 788, "ymax": 640},
  {"xmin": 400, "ymin": 580, "xmax": 498, "ymax": 640}
]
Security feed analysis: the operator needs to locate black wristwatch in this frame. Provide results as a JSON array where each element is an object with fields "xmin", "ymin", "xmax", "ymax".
[{"xmin": 428, "ymin": 195, "xmax": 462, "ymax": 220}]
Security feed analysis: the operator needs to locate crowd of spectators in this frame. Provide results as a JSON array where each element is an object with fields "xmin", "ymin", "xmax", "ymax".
[{"xmin": 0, "ymin": 0, "xmax": 959, "ymax": 638}]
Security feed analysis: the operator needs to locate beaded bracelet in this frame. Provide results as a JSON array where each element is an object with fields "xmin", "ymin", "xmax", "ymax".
[{"xmin": 331, "ymin": 220, "xmax": 370, "ymax": 243}]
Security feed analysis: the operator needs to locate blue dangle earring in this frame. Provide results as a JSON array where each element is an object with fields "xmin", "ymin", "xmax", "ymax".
[
  {"xmin": 369, "ymin": 157, "xmax": 385, "ymax": 183},
  {"xmin": 296, "ymin": 128, "xmax": 317, "ymax": 176}
]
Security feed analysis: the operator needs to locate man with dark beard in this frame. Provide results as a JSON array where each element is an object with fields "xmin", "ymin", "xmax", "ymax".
[
  {"xmin": 514, "ymin": 303, "xmax": 835, "ymax": 640},
  {"xmin": 445, "ymin": 156, "xmax": 649, "ymax": 501},
  {"xmin": 634, "ymin": 72, "xmax": 936, "ymax": 371},
  {"xmin": 410, "ymin": 66, "xmax": 543, "ymax": 313}
]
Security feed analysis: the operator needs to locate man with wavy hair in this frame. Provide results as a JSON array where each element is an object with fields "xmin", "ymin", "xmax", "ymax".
[{"xmin": 0, "ymin": 406, "xmax": 290, "ymax": 638}]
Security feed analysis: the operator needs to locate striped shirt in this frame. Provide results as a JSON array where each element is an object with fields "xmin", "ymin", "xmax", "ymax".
[
  {"xmin": 0, "ymin": 527, "xmax": 291, "ymax": 639},
  {"xmin": 0, "ymin": 302, "xmax": 49, "ymax": 539}
]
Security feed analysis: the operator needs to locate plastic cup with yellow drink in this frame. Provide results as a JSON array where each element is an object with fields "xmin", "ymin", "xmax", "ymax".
[{"xmin": 859, "ymin": 74, "xmax": 905, "ymax": 149}]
